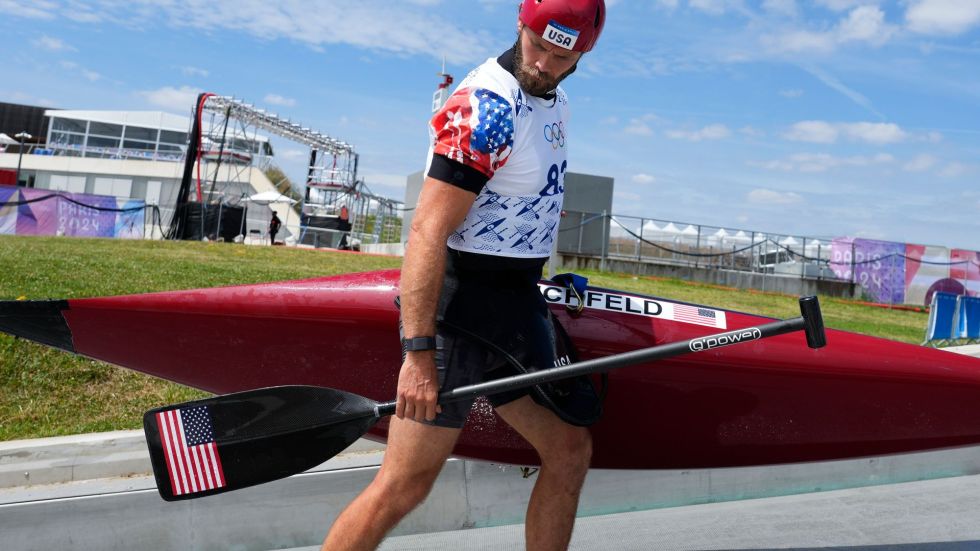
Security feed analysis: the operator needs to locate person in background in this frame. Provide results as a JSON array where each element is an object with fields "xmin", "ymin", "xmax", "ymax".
[{"xmin": 269, "ymin": 211, "xmax": 282, "ymax": 245}]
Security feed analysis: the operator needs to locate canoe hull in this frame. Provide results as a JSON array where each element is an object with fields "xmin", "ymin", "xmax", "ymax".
[{"xmin": 4, "ymin": 269, "xmax": 980, "ymax": 469}]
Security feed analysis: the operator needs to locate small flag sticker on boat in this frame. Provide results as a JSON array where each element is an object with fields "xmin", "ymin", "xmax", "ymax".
[
  {"xmin": 672, "ymin": 304, "xmax": 725, "ymax": 328},
  {"xmin": 155, "ymin": 405, "xmax": 226, "ymax": 496}
]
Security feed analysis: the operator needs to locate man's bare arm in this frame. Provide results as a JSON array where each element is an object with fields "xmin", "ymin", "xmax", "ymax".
[{"xmin": 396, "ymin": 176, "xmax": 477, "ymax": 421}]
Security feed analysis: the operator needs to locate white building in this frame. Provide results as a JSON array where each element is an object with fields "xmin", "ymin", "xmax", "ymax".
[{"xmin": 0, "ymin": 109, "xmax": 297, "ymax": 242}]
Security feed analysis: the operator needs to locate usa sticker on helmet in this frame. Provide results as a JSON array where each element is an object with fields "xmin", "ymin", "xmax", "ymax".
[{"xmin": 543, "ymin": 19, "xmax": 580, "ymax": 50}]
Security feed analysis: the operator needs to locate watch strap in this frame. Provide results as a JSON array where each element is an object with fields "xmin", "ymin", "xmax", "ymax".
[{"xmin": 401, "ymin": 336, "xmax": 437, "ymax": 352}]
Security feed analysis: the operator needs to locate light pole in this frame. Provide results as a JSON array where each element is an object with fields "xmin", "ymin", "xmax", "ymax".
[{"xmin": 14, "ymin": 131, "xmax": 32, "ymax": 186}]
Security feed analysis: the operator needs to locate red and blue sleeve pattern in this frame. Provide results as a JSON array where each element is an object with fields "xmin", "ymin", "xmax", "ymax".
[{"xmin": 430, "ymin": 87, "xmax": 515, "ymax": 180}]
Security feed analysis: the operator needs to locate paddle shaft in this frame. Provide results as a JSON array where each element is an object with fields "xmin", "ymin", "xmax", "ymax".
[{"xmin": 375, "ymin": 314, "xmax": 813, "ymax": 417}]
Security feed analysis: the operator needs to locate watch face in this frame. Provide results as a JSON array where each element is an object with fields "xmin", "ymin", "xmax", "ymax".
[{"xmin": 403, "ymin": 337, "xmax": 436, "ymax": 351}]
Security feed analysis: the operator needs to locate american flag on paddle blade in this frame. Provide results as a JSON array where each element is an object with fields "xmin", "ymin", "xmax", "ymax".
[
  {"xmin": 673, "ymin": 304, "xmax": 721, "ymax": 328},
  {"xmin": 156, "ymin": 405, "xmax": 226, "ymax": 496}
]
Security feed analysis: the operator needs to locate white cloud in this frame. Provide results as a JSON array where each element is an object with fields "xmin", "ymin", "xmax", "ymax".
[
  {"xmin": 906, "ymin": 0, "xmax": 980, "ymax": 36},
  {"xmin": 815, "ymin": 0, "xmax": 867, "ymax": 11},
  {"xmin": 624, "ymin": 118, "xmax": 654, "ymax": 137},
  {"xmin": 939, "ymin": 162, "xmax": 970, "ymax": 178},
  {"xmin": 278, "ymin": 148, "xmax": 308, "ymax": 161},
  {"xmin": 2, "ymin": 1, "xmax": 497, "ymax": 66},
  {"xmin": 903, "ymin": 154, "xmax": 938, "ymax": 172},
  {"xmin": 665, "ymin": 124, "xmax": 731, "ymax": 142},
  {"xmin": 748, "ymin": 188, "xmax": 803, "ymax": 205},
  {"xmin": 784, "ymin": 120, "xmax": 839, "ymax": 143},
  {"xmin": 264, "ymin": 94, "xmax": 296, "ymax": 107},
  {"xmin": 783, "ymin": 121, "xmax": 907, "ymax": 145},
  {"xmin": 739, "ymin": 126, "xmax": 765, "ymax": 138},
  {"xmin": 632, "ymin": 173, "xmax": 656, "ymax": 185},
  {"xmin": 780, "ymin": 89, "xmax": 804, "ymax": 98},
  {"xmin": 58, "ymin": 60, "xmax": 101, "ymax": 82},
  {"xmin": 763, "ymin": 5, "xmax": 897, "ymax": 54},
  {"xmin": 765, "ymin": 30, "xmax": 836, "ymax": 54},
  {"xmin": 842, "ymin": 122, "xmax": 907, "ymax": 144},
  {"xmin": 750, "ymin": 152, "xmax": 894, "ymax": 173},
  {"xmin": 0, "ymin": 0, "xmax": 58, "ymax": 19},
  {"xmin": 836, "ymin": 6, "xmax": 895, "ymax": 46},
  {"xmin": 689, "ymin": 0, "xmax": 726, "ymax": 15},
  {"xmin": 139, "ymin": 85, "xmax": 202, "ymax": 113},
  {"xmin": 801, "ymin": 65, "xmax": 881, "ymax": 118},
  {"xmin": 34, "ymin": 35, "xmax": 75, "ymax": 52},
  {"xmin": 178, "ymin": 66, "xmax": 210, "ymax": 77},
  {"xmin": 762, "ymin": 0, "xmax": 798, "ymax": 17}
]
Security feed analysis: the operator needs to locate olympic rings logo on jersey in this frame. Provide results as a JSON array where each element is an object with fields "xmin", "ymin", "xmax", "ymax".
[{"xmin": 543, "ymin": 122, "xmax": 565, "ymax": 150}]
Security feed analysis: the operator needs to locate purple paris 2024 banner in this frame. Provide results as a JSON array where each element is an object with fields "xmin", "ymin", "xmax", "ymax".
[
  {"xmin": 830, "ymin": 237, "xmax": 906, "ymax": 304},
  {"xmin": 0, "ymin": 186, "xmax": 144, "ymax": 238}
]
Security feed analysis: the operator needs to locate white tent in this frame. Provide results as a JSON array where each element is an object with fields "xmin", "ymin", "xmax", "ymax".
[
  {"xmin": 641, "ymin": 220, "xmax": 660, "ymax": 234},
  {"xmin": 679, "ymin": 225, "xmax": 700, "ymax": 243},
  {"xmin": 649, "ymin": 222, "xmax": 681, "ymax": 242},
  {"xmin": 706, "ymin": 228, "xmax": 729, "ymax": 246},
  {"xmin": 731, "ymin": 230, "xmax": 752, "ymax": 243},
  {"xmin": 0, "ymin": 133, "xmax": 18, "ymax": 146},
  {"xmin": 246, "ymin": 191, "xmax": 299, "ymax": 244},
  {"xmin": 779, "ymin": 236, "xmax": 799, "ymax": 246},
  {"xmin": 247, "ymin": 191, "xmax": 298, "ymax": 205}
]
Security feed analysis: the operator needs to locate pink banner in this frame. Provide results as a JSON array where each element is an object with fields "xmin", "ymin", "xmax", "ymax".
[{"xmin": 0, "ymin": 186, "xmax": 144, "ymax": 239}]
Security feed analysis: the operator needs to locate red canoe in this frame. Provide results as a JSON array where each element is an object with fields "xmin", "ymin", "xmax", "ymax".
[{"xmin": 3, "ymin": 269, "xmax": 980, "ymax": 469}]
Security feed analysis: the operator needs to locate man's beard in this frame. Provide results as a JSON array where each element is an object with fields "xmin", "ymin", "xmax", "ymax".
[{"xmin": 512, "ymin": 36, "xmax": 577, "ymax": 97}]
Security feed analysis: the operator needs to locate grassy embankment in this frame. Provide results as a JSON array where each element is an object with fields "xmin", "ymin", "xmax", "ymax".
[{"xmin": 0, "ymin": 235, "xmax": 927, "ymax": 441}]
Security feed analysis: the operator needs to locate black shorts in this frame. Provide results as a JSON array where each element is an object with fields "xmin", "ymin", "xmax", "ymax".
[{"xmin": 400, "ymin": 249, "xmax": 555, "ymax": 429}]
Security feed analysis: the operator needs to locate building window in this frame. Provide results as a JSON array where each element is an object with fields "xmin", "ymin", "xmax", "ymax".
[
  {"xmin": 52, "ymin": 118, "xmax": 88, "ymax": 133},
  {"xmin": 160, "ymin": 130, "xmax": 187, "ymax": 145},
  {"xmin": 123, "ymin": 140, "xmax": 156, "ymax": 151},
  {"xmin": 50, "ymin": 131, "xmax": 85, "ymax": 146},
  {"xmin": 125, "ymin": 126, "xmax": 158, "ymax": 142},
  {"xmin": 87, "ymin": 136, "xmax": 121, "ymax": 149},
  {"xmin": 89, "ymin": 122, "xmax": 123, "ymax": 137}
]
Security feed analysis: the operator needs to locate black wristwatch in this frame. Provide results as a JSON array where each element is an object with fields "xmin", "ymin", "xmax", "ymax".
[{"xmin": 401, "ymin": 336, "xmax": 437, "ymax": 352}]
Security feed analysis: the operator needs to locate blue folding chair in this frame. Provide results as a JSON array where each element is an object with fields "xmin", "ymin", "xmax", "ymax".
[
  {"xmin": 956, "ymin": 295, "xmax": 980, "ymax": 343},
  {"xmin": 923, "ymin": 291, "xmax": 959, "ymax": 346}
]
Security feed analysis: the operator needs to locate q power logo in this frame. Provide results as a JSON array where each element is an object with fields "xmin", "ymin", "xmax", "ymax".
[{"xmin": 688, "ymin": 328, "xmax": 762, "ymax": 352}]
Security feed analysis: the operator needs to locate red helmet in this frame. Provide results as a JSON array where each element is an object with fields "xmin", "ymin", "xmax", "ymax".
[{"xmin": 519, "ymin": 0, "xmax": 606, "ymax": 53}]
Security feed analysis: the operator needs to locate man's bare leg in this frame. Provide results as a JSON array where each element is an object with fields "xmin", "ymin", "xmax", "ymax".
[
  {"xmin": 321, "ymin": 417, "xmax": 461, "ymax": 551},
  {"xmin": 495, "ymin": 396, "xmax": 592, "ymax": 551}
]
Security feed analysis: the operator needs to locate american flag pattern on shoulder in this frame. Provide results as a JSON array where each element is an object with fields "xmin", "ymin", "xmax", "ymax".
[{"xmin": 429, "ymin": 55, "xmax": 570, "ymax": 259}]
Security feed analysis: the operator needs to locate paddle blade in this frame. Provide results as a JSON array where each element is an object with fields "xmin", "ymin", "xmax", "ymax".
[{"xmin": 143, "ymin": 385, "xmax": 380, "ymax": 501}]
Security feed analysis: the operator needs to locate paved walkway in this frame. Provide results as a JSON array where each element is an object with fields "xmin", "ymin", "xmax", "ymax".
[{"xmin": 362, "ymin": 474, "xmax": 980, "ymax": 550}]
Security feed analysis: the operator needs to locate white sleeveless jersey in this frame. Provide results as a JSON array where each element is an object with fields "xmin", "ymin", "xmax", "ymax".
[{"xmin": 428, "ymin": 56, "xmax": 570, "ymax": 258}]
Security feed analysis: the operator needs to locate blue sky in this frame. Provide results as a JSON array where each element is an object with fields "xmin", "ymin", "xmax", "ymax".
[{"xmin": 2, "ymin": 0, "xmax": 978, "ymax": 250}]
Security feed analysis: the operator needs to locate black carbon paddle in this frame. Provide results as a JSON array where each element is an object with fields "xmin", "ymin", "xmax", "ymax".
[{"xmin": 144, "ymin": 296, "xmax": 826, "ymax": 501}]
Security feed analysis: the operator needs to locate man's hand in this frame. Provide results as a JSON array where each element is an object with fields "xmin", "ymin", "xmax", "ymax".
[{"xmin": 395, "ymin": 351, "xmax": 442, "ymax": 422}]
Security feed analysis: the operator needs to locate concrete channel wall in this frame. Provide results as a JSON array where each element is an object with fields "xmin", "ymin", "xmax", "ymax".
[{"xmin": 3, "ymin": 430, "xmax": 980, "ymax": 550}]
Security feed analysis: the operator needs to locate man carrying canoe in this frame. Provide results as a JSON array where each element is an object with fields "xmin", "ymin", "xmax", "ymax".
[{"xmin": 322, "ymin": 2, "xmax": 606, "ymax": 549}]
